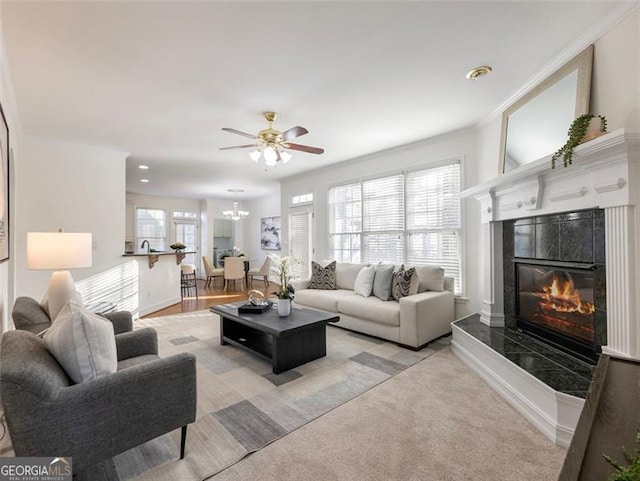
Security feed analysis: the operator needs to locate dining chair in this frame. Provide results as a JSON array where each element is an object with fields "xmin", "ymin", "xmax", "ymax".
[
  {"xmin": 180, "ymin": 264, "xmax": 198, "ymax": 299},
  {"xmin": 248, "ymin": 257, "xmax": 271, "ymax": 290},
  {"xmin": 223, "ymin": 257, "xmax": 245, "ymax": 292},
  {"xmin": 202, "ymin": 256, "xmax": 224, "ymax": 288}
]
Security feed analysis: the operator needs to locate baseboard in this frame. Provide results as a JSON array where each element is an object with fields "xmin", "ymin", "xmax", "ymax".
[
  {"xmin": 139, "ymin": 297, "xmax": 182, "ymax": 317},
  {"xmin": 451, "ymin": 324, "xmax": 584, "ymax": 448}
]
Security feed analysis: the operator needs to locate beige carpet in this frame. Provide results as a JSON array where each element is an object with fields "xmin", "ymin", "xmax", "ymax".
[{"xmin": 210, "ymin": 346, "xmax": 567, "ymax": 481}]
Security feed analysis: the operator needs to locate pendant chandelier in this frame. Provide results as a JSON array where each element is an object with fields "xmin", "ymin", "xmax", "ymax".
[{"xmin": 222, "ymin": 189, "xmax": 249, "ymax": 221}]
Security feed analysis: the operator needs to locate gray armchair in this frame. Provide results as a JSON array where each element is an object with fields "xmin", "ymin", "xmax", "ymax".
[
  {"xmin": 0, "ymin": 327, "xmax": 197, "ymax": 472},
  {"xmin": 12, "ymin": 296, "xmax": 133, "ymax": 335}
]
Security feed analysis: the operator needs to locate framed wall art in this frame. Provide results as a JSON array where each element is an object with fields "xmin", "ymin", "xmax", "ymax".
[
  {"xmin": 260, "ymin": 216, "xmax": 281, "ymax": 250},
  {"xmin": 0, "ymin": 103, "xmax": 9, "ymax": 262}
]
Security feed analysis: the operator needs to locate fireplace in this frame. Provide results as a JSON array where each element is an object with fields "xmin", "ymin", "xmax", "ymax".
[{"xmin": 516, "ymin": 261, "xmax": 599, "ymax": 363}]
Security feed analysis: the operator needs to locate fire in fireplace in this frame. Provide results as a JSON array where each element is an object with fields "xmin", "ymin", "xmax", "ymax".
[{"xmin": 517, "ymin": 262, "xmax": 598, "ymax": 362}]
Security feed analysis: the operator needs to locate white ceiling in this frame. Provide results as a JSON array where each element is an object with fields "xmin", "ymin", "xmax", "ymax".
[{"xmin": 1, "ymin": 1, "xmax": 630, "ymax": 200}]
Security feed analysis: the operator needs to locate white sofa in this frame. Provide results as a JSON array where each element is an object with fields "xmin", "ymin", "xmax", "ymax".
[{"xmin": 291, "ymin": 263, "xmax": 455, "ymax": 350}]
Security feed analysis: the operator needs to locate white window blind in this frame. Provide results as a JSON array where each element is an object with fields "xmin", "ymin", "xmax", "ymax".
[
  {"xmin": 289, "ymin": 209, "xmax": 312, "ymax": 280},
  {"xmin": 363, "ymin": 174, "xmax": 404, "ymax": 264},
  {"xmin": 406, "ymin": 163, "xmax": 462, "ymax": 293},
  {"xmin": 329, "ymin": 183, "xmax": 361, "ymax": 263},
  {"xmin": 136, "ymin": 208, "xmax": 166, "ymax": 251},
  {"xmin": 327, "ymin": 161, "xmax": 462, "ymax": 294}
]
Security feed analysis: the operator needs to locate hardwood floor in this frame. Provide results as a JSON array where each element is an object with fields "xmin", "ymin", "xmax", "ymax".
[{"xmin": 142, "ymin": 278, "xmax": 277, "ymax": 318}]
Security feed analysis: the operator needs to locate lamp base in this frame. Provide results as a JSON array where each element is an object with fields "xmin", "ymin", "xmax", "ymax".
[{"xmin": 46, "ymin": 270, "xmax": 81, "ymax": 320}]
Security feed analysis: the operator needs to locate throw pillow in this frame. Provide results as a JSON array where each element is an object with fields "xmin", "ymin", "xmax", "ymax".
[
  {"xmin": 372, "ymin": 264, "xmax": 395, "ymax": 301},
  {"xmin": 354, "ymin": 265, "xmax": 376, "ymax": 297},
  {"xmin": 392, "ymin": 266, "xmax": 416, "ymax": 301},
  {"xmin": 408, "ymin": 270, "xmax": 420, "ymax": 296},
  {"xmin": 308, "ymin": 261, "xmax": 337, "ymax": 290},
  {"xmin": 44, "ymin": 300, "xmax": 117, "ymax": 384},
  {"xmin": 414, "ymin": 265, "xmax": 445, "ymax": 292}
]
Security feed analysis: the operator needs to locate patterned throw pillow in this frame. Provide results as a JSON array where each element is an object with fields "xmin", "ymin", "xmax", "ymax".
[
  {"xmin": 392, "ymin": 266, "xmax": 416, "ymax": 301},
  {"xmin": 308, "ymin": 261, "xmax": 337, "ymax": 290}
]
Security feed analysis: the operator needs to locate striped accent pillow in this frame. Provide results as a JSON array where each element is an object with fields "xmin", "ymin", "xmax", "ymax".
[
  {"xmin": 392, "ymin": 266, "xmax": 415, "ymax": 301},
  {"xmin": 308, "ymin": 261, "xmax": 337, "ymax": 290}
]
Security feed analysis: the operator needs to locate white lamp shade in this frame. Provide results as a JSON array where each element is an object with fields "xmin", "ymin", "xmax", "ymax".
[{"xmin": 27, "ymin": 232, "xmax": 93, "ymax": 270}]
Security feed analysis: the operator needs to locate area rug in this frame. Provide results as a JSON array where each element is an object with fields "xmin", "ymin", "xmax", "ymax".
[{"xmin": 72, "ymin": 309, "xmax": 444, "ymax": 481}]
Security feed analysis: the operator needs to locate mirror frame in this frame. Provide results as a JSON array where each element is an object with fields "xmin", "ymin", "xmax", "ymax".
[{"xmin": 499, "ymin": 45, "xmax": 594, "ymax": 174}]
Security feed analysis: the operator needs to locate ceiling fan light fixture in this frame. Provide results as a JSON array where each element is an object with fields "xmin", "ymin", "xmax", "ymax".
[
  {"xmin": 249, "ymin": 150, "xmax": 261, "ymax": 162},
  {"xmin": 280, "ymin": 150, "xmax": 292, "ymax": 163},
  {"xmin": 263, "ymin": 146, "xmax": 277, "ymax": 163}
]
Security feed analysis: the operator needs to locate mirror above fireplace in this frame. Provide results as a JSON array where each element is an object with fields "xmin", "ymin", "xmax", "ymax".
[{"xmin": 499, "ymin": 45, "xmax": 594, "ymax": 174}]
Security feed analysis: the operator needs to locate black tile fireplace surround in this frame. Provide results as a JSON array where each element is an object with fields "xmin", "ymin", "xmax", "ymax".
[{"xmin": 503, "ymin": 209, "xmax": 606, "ymax": 364}]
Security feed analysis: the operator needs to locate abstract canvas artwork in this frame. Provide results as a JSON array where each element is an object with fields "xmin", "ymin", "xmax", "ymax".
[
  {"xmin": 260, "ymin": 216, "xmax": 281, "ymax": 250},
  {"xmin": 0, "ymin": 103, "xmax": 9, "ymax": 262}
]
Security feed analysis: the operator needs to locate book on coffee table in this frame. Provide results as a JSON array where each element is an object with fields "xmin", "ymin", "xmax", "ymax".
[{"xmin": 238, "ymin": 302, "xmax": 273, "ymax": 314}]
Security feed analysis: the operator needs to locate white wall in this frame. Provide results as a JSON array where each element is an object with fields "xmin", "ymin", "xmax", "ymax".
[
  {"xmin": 243, "ymin": 191, "xmax": 281, "ymax": 270},
  {"xmin": 0, "ymin": 11, "xmax": 21, "ymax": 332},
  {"xmin": 15, "ymin": 136, "xmax": 127, "ymax": 300},
  {"xmin": 279, "ymin": 128, "xmax": 480, "ymax": 319},
  {"xmin": 591, "ymin": 10, "xmax": 639, "ymax": 133}
]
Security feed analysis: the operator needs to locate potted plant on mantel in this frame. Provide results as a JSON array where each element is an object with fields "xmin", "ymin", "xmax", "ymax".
[
  {"xmin": 551, "ymin": 114, "xmax": 607, "ymax": 169},
  {"xmin": 268, "ymin": 254, "xmax": 297, "ymax": 317}
]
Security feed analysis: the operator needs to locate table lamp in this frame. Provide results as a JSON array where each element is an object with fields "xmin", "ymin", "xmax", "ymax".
[{"xmin": 27, "ymin": 231, "xmax": 93, "ymax": 316}]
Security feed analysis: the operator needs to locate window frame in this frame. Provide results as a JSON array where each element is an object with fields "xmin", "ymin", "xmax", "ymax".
[{"xmin": 135, "ymin": 207, "xmax": 167, "ymax": 251}]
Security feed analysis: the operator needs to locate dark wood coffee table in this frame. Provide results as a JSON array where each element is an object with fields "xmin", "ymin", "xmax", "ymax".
[{"xmin": 210, "ymin": 302, "xmax": 339, "ymax": 374}]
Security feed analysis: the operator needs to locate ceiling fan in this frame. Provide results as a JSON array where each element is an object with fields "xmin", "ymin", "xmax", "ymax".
[{"xmin": 220, "ymin": 111, "xmax": 324, "ymax": 166}]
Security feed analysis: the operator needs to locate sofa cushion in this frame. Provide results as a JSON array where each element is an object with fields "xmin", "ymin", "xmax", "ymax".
[
  {"xmin": 392, "ymin": 266, "xmax": 415, "ymax": 301},
  {"xmin": 308, "ymin": 261, "xmax": 337, "ymax": 290},
  {"xmin": 372, "ymin": 264, "xmax": 395, "ymax": 301},
  {"xmin": 44, "ymin": 300, "xmax": 118, "ymax": 384},
  {"xmin": 336, "ymin": 263, "xmax": 367, "ymax": 290},
  {"xmin": 338, "ymin": 295, "xmax": 400, "ymax": 327},
  {"xmin": 294, "ymin": 289, "xmax": 354, "ymax": 312},
  {"xmin": 354, "ymin": 265, "xmax": 376, "ymax": 297},
  {"xmin": 414, "ymin": 265, "xmax": 445, "ymax": 292}
]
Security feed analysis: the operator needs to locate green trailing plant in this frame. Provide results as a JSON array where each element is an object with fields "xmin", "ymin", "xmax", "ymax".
[
  {"xmin": 551, "ymin": 114, "xmax": 607, "ymax": 169},
  {"xmin": 603, "ymin": 429, "xmax": 640, "ymax": 481}
]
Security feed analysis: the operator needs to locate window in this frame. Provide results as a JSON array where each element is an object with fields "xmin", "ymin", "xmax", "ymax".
[
  {"xmin": 329, "ymin": 183, "xmax": 361, "ymax": 263},
  {"xmin": 173, "ymin": 211, "xmax": 197, "ymax": 219},
  {"xmin": 328, "ymin": 161, "xmax": 462, "ymax": 294},
  {"xmin": 291, "ymin": 193, "xmax": 313, "ymax": 206},
  {"xmin": 406, "ymin": 163, "xmax": 461, "ymax": 293},
  {"xmin": 136, "ymin": 208, "xmax": 166, "ymax": 251},
  {"xmin": 363, "ymin": 174, "xmax": 404, "ymax": 264}
]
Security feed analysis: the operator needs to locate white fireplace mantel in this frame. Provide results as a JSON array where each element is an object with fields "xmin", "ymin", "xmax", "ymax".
[
  {"xmin": 463, "ymin": 128, "xmax": 639, "ymax": 224},
  {"xmin": 462, "ymin": 128, "xmax": 640, "ymax": 359}
]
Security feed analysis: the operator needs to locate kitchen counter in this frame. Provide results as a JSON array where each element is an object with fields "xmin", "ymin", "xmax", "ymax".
[{"xmin": 123, "ymin": 251, "xmax": 196, "ymax": 269}]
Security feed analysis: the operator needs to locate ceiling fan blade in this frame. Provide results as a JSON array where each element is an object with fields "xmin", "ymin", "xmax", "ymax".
[
  {"xmin": 281, "ymin": 126, "xmax": 308, "ymax": 142},
  {"xmin": 284, "ymin": 143, "xmax": 324, "ymax": 155},
  {"xmin": 222, "ymin": 127, "xmax": 257, "ymax": 140},
  {"xmin": 219, "ymin": 144, "xmax": 259, "ymax": 150}
]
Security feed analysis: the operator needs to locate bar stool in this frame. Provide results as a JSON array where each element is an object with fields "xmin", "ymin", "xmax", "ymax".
[{"xmin": 180, "ymin": 264, "xmax": 198, "ymax": 300}]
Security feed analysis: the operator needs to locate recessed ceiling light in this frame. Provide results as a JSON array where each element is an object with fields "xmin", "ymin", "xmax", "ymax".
[
  {"xmin": 466, "ymin": 65, "xmax": 493, "ymax": 80},
  {"xmin": 138, "ymin": 165, "xmax": 149, "ymax": 170},
  {"xmin": 140, "ymin": 179, "xmax": 150, "ymax": 183}
]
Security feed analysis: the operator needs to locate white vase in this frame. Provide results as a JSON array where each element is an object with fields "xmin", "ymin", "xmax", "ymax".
[{"xmin": 277, "ymin": 298, "xmax": 291, "ymax": 317}]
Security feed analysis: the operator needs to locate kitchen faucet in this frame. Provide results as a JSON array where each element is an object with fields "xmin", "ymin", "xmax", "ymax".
[{"xmin": 141, "ymin": 240, "xmax": 150, "ymax": 253}]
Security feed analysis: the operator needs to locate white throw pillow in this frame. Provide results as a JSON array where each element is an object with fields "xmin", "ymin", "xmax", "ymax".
[
  {"xmin": 44, "ymin": 300, "xmax": 117, "ymax": 384},
  {"xmin": 354, "ymin": 265, "xmax": 376, "ymax": 297},
  {"xmin": 413, "ymin": 265, "xmax": 445, "ymax": 292}
]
